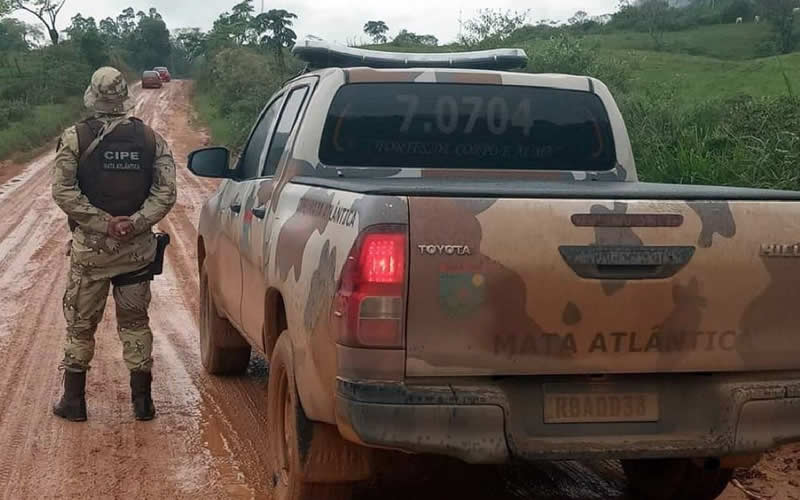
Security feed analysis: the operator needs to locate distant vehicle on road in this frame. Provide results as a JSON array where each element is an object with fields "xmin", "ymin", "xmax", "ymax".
[
  {"xmin": 141, "ymin": 70, "xmax": 162, "ymax": 89},
  {"xmin": 187, "ymin": 40, "xmax": 800, "ymax": 500},
  {"xmin": 153, "ymin": 66, "xmax": 171, "ymax": 82}
]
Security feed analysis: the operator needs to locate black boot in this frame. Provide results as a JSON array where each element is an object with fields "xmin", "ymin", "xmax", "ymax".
[
  {"xmin": 130, "ymin": 370, "xmax": 156, "ymax": 421},
  {"xmin": 53, "ymin": 371, "xmax": 87, "ymax": 422}
]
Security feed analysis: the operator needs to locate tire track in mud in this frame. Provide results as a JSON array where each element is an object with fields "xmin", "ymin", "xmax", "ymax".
[{"xmin": 134, "ymin": 81, "xmax": 276, "ymax": 497}]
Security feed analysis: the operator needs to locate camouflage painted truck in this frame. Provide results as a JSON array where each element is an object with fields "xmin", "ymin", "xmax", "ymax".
[{"xmin": 187, "ymin": 41, "xmax": 800, "ymax": 500}]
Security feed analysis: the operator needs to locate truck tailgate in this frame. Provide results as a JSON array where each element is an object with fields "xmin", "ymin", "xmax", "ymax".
[{"xmin": 406, "ymin": 197, "xmax": 800, "ymax": 376}]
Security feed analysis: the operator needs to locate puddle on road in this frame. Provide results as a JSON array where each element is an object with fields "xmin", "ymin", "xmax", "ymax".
[{"xmin": 200, "ymin": 405, "xmax": 259, "ymax": 499}]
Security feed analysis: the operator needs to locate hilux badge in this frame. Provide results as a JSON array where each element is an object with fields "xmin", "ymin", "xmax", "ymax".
[
  {"xmin": 760, "ymin": 243, "xmax": 800, "ymax": 257},
  {"xmin": 418, "ymin": 244, "xmax": 472, "ymax": 256}
]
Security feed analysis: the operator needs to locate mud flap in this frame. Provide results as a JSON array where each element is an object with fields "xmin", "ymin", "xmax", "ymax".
[{"xmin": 296, "ymin": 404, "xmax": 374, "ymax": 483}]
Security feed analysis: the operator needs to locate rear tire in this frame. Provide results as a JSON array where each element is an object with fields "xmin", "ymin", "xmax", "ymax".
[
  {"xmin": 622, "ymin": 458, "xmax": 733, "ymax": 500},
  {"xmin": 199, "ymin": 263, "xmax": 251, "ymax": 375},
  {"xmin": 267, "ymin": 334, "xmax": 354, "ymax": 500}
]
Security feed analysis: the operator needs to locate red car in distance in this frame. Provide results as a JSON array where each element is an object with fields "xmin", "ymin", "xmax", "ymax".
[
  {"xmin": 141, "ymin": 70, "xmax": 162, "ymax": 89},
  {"xmin": 154, "ymin": 66, "xmax": 171, "ymax": 82}
]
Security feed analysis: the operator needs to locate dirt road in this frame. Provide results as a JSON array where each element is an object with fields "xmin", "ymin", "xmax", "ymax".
[{"xmin": 0, "ymin": 81, "xmax": 796, "ymax": 500}]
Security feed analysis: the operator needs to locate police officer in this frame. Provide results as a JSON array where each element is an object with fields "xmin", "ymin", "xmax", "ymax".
[{"xmin": 51, "ymin": 67, "xmax": 177, "ymax": 422}]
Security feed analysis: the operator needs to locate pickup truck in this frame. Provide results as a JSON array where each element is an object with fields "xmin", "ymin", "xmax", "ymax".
[{"xmin": 187, "ymin": 41, "xmax": 800, "ymax": 500}]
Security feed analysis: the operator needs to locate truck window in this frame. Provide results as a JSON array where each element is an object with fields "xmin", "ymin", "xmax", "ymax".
[
  {"xmin": 262, "ymin": 86, "xmax": 309, "ymax": 177},
  {"xmin": 320, "ymin": 83, "xmax": 616, "ymax": 171},
  {"xmin": 240, "ymin": 96, "xmax": 282, "ymax": 179}
]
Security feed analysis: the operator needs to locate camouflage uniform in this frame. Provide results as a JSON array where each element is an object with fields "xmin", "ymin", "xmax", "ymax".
[{"xmin": 52, "ymin": 68, "xmax": 177, "ymax": 374}]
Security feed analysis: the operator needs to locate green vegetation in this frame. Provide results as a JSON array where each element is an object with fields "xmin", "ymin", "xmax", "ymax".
[
  {"xmin": 363, "ymin": 20, "xmax": 389, "ymax": 44},
  {"xmin": 191, "ymin": 91, "xmax": 242, "ymax": 149},
  {"xmin": 188, "ymin": 0, "xmax": 800, "ymax": 192},
  {"xmin": 583, "ymin": 23, "xmax": 776, "ymax": 59},
  {"xmin": 0, "ymin": 97, "xmax": 82, "ymax": 159},
  {"xmin": 624, "ymin": 91, "xmax": 800, "ymax": 189},
  {"xmin": 617, "ymin": 51, "xmax": 800, "ymax": 101},
  {"xmin": 185, "ymin": 0, "xmax": 302, "ymax": 150},
  {"xmin": 0, "ymin": 5, "xmax": 190, "ymax": 160},
  {"xmin": 0, "ymin": 42, "xmax": 90, "ymax": 131},
  {"xmin": 194, "ymin": 46, "xmax": 301, "ymax": 149}
]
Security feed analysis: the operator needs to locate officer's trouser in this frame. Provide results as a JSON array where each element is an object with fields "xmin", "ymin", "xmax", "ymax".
[{"xmin": 61, "ymin": 263, "xmax": 153, "ymax": 373}]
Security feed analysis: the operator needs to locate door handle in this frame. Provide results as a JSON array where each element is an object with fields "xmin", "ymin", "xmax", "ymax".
[
  {"xmin": 229, "ymin": 203, "xmax": 242, "ymax": 214},
  {"xmin": 251, "ymin": 206, "xmax": 266, "ymax": 219},
  {"xmin": 559, "ymin": 245, "xmax": 695, "ymax": 280}
]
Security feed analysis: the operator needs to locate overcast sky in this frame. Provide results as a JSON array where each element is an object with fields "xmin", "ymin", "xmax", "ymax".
[{"xmin": 12, "ymin": 0, "xmax": 620, "ymax": 45}]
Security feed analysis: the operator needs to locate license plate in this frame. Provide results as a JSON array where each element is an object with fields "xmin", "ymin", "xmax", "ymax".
[{"xmin": 543, "ymin": 391, "xmax": 659, "ymax": 424}]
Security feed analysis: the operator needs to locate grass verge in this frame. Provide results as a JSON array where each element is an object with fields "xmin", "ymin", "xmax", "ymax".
[
  {"xmin": 0, "ymin": 97, "xmax": 85, "ymax": 161},
  {"xmin": 191, "ymin": 89, "xmax": 242, "ymax": 150}
]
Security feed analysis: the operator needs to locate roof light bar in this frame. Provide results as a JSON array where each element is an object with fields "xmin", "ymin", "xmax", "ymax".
[{"xmin": 292, "ymin": 39, "xmax": 528, "ymax": 71}]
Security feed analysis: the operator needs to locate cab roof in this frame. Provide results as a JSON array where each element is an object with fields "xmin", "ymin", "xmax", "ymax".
[{"xmin": 341, "ymin": 67, "xmax": 592, "ymax": 92}]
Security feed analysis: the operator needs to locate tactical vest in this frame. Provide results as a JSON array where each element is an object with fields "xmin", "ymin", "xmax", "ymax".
[{"xmin": 75, "ymin": 117, "xmax": 156, "ymax": 222}]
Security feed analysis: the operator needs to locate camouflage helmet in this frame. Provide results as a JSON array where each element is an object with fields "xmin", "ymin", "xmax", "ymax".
[{"xmin": 83, "ymin": 66, "xmax": 135, "ymax": 115}]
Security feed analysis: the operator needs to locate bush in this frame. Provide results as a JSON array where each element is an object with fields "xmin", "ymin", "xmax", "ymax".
[
  {"xmin": 0, "ymin": 99, "xmax": 30, "ymax": 128},
  {"xmin": 622, "ymin": 88, "xmax": 800, "ymax": 190},
  {"xmin": 0, "ymin": 43, "xmax": 90, "ymax": 106},
  {"xmin": 525, "ymin": 34, "xmax": 631, "ymax": 94},
  {"xmin": 194, "ymin": 46, "xmax": 300, "ymax": 148},
  {"xmin": 0, "ymin": 98, "xmax": 83, "ymax": 160}
]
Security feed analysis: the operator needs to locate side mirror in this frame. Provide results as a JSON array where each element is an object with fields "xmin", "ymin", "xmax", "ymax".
[{"xmin": 187, "ymin": 147, "xmax": 232, "ymax": 178}]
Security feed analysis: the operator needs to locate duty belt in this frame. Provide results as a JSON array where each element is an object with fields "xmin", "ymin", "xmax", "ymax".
[{"xmin": 111, "ymin": 232, "xmax": 171, "ymax": 286}]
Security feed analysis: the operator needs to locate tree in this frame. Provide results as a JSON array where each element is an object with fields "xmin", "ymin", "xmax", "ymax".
[
  {"xmin": 229, "ymin": 0, "xmax": 255, "ymax": 44},
  {"xmin": 130, "ymin": 9, "xmax": 171, "ymax": 69},
  {"xmin": 209, "ymin": 0, "xmax": 255, "ymax": 47},
  {"xmin": 757, "ymin": 0, "xmax": 799, "ymax": 53},
  {"xmin": 0, "ymin": 18, "xmax": 43, "ymax": 50},
  {"xmin": 459, "ymin": 8, "xmax": 529, "ymax": 47},
  {"xmin": 99, "ymin": 17, "xmax": 120, "ymax": 41},
  {"xmin": 116, "ymin": 7, "xmax": 135, "ymax": 37},
  {"xmin": 363, "ymin": 20, "xmax": 389, "ymax": 43},
  {"xmin": 64, "ymin": 13, "xmax": 95, "ymax": 39},
  {"xmin": 392, "ymin": 29, "xmax": 438, "ymax": 46},
  {"xmin": 0, "ymin": 17, "xmax": 42, "ymax": 50},
  {"xmin": 253, "ymin": 9, "xmax": 297, "ymax": 69},
  {"xmin": 175, "ymin": 28, "xmax": 207, "ymax": 62},
  {"xmin": 639, "ymin": 0, "xmax": 671, "ymax": 50},
  {"xmin": 569, "ymin": 10, "xmax": 590, "ymax": 25},
  {"xmin": 65, "ymin": 13, "xmax": 107, "ymax": 67},
  {"xmin": 9, "ymin": 0, "xmax": 68, "ymax": 44}
]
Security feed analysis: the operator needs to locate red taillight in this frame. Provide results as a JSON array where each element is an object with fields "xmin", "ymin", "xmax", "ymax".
[
  {"xmin": 334, "ymin": 226, "xmax": 407, "ymax": 349},
  {"xmin": 359, "ymin": 234, "xmax": 405, "ymax": 284}
]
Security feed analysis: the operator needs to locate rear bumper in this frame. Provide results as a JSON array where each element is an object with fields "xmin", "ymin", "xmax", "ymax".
[{"xmin": 335, "ymin": 373, "xmax": 800, "ymax": 463}]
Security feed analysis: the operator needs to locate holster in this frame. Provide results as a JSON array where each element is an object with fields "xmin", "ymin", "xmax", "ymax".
[{"xmin": 111, "ymin": 232, "xmax": 171, "ymax": 287}]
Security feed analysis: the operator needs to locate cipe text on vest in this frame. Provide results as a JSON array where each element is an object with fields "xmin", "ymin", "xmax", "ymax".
[{"xmin": 103, "ymin": 150, "xmax": 142, "ymax": 170}]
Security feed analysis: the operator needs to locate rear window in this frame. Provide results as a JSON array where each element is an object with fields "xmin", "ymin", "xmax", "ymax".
[
  {"xmin": 143, "ymin": 71, "xmax": 158, "ymax": 77},
  {"xmin": 320, "ymin": 83, "xmax": 616, "ymax": 171}
]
